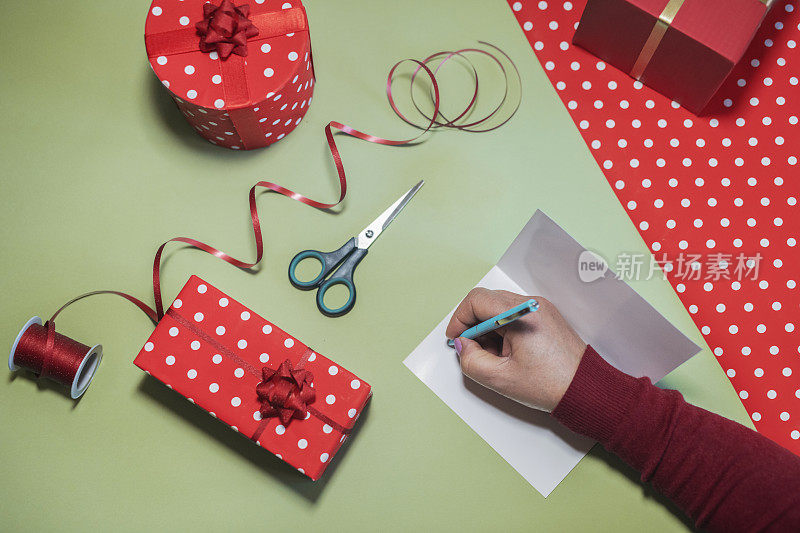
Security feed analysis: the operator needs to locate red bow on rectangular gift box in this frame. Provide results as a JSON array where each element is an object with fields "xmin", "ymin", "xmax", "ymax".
[
  {"xmin": 134, "ymin": 276, "xmax": 371, "ymax": 480},
  {"xmin": 573, "ymin": 0, "xmax": 773, "ymax": 113}
]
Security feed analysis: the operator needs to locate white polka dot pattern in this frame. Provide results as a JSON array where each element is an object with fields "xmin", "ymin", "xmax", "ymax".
[
  {"xmin": 508, "ymin": 0, "xmax": 800, "ymax": 454},
  {"xmin": 144, "ymin": 0, "xmax": 315, "ymax": 150},
  {"xmin": 132, "ymin": 275, "xmax": 372, "ymax": 480}
]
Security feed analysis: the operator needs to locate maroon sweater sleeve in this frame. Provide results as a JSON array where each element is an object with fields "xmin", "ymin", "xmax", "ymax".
[{"xmin": 552, "ymin": 346, "xmax": 800, "ymax": 532}]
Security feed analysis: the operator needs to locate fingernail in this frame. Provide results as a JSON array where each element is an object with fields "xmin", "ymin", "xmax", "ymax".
[{"xmin": 453, "ymin": 338, "xmax": 462, "ymax": 355}]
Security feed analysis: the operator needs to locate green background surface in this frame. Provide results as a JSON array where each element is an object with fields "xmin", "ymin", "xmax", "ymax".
[{"xmin": 0, "ymin": 1, "xmax": 750, "ymax": 531}]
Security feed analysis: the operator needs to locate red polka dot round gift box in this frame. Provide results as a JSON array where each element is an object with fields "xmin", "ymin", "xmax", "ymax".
[
  {"xmin": 144, "ymin": 0, "xmax": 315, "ymax": 150},
  {"xmin": 134, "ymin": 276, "xmax": 372, "ymax": 480}
]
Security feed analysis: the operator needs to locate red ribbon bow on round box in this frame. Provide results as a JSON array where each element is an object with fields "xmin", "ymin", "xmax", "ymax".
[
  {"xmin": 144, "ymin": 0, "xmax": 315, "ymax": 150},
  {"xmin": 196, "ymin": 1, "xmax": 260, "ymax": 59}
]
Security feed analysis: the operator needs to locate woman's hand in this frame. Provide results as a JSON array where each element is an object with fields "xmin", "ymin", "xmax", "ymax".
[{"xmin": 446, "ymin": 288, "xmax": 587, "ymax": 412}]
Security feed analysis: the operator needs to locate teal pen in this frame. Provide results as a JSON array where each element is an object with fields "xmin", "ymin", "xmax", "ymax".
[{"xmin": 447, "ymin": 298, "xmax": 539, "ymax": 347}]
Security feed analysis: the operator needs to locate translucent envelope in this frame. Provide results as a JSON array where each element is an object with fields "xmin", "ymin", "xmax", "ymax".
[{"xmin": 404, "ymin": 210, "xmax": 700, "ymax": 497}]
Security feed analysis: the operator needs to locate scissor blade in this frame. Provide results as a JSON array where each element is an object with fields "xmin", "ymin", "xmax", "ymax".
[
  {"xmin": 380, "ymin": 180, "xmax": 424, "ymax": 231},
  {"xmin": 356, "ymin": 180, "xmax": 424, "ymax": 249}
]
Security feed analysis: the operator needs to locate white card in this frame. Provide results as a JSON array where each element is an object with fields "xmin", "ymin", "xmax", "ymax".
[{"xmin": 404, "ymin": 211, "xmax": 700, "ymax": 497}]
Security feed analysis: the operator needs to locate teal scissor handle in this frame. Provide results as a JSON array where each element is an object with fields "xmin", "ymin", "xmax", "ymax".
[
  {"xmin": 288, "ymin": 237, "xmax": 368, "ymax": 317},
  {"xmin": 316, "ymin": 277, "xmax": 356, "ymax": 317},
  {"xmin": 288, "ymin": 250, "xmax": 329, "ymax": 289},
  {"xmin": 289, "ymin": 238, "xmax": 357, "ymax": 289}
]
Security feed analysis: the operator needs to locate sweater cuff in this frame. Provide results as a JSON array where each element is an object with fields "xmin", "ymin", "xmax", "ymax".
[{"xmin": 551, "ymin": 345, "xmax": 643, "ymax": 444}]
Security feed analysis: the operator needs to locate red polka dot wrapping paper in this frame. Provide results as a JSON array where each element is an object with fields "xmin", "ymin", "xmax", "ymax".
[
  {"xmin": 507, "ymin": 0, "xmax": 800, "ymax": 453},
  {"xmin": 133, "ymin": 275, "xmax": 372, "ymax": 480},
  {"xmin": 145, "ymin": 0, "xmax": 315, "ymax": 150}
]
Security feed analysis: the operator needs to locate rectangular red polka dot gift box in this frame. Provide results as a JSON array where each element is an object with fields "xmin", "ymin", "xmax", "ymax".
[
  {"xmin": 144, "ymin": 0, "xmax": 315, "ymax": 150},
  {"xmin": 133, "ymin": 276, "xmax": 372, "ymax": 480},
  {"xmin": 573, "ymin": 0, "xmax": 774, "ymax": 113}
]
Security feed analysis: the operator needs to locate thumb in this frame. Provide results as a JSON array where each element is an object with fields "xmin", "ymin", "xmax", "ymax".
[{"xmin": 455, "ymin": 337, "xmax": 504, "ymax": 387}]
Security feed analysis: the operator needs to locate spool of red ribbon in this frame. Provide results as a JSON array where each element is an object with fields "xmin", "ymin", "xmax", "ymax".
[{"xmin": 9, "ymin": 317, "xmax": 103, "ymax": 399}]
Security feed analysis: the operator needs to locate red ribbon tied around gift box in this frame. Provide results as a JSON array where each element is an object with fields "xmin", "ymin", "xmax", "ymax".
[
  {"xmin": 256, "ymin": 359, "xmax": 315, "ymax": 425},
  {"xmin": 165, "ymin": 308, "xmax": 349, "ymax": 437},
  {"xmin": 145, "ymin": 1, "xmax": 307, "ymax": 61},
  {"xmin": 196, "ymin": 0, "xmax": 259, "ymax": 60},
  {"xmin": 145, "ymin": 1, "xmax": 310, "ymax": 148}
]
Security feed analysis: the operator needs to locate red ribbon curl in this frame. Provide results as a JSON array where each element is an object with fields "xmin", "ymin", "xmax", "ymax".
[
  {"xmin": 256, "ymin": 359, "xmax": 315, "ymax": 425},
  {"xmin": 196, "ymin": 0, "xmax": 259, "ymax": 60}
]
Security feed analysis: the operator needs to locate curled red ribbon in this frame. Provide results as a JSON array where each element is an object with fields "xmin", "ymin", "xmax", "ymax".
[
  {"xmin": 256, "ymin": 359, "xmax": 315, "ymax": 426},
  {"xmin": 43, "ymin": 41, "xmax": 520, "ymax": 352},
  {"xmin": 196, "ymin": 0, "xmax": 259, "ymax": 59}
]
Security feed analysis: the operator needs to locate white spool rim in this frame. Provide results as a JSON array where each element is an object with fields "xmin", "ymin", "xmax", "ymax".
[
  {"xmin": 9, "ymin": 316, "xmax": 43, "ymax": 372},
  {"xmin": 71, "ymin": 344, "xmax": 103, "ymax": 399}
]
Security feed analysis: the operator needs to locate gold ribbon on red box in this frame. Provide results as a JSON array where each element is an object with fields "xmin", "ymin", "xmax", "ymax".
[{"xmin": 630, "ymin": 0, "xmax": 774, "ymax": 80}]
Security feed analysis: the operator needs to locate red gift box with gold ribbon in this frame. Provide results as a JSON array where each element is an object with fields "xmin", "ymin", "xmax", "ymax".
[
  {"xmin": 144, "ymin": 0, "xmax": 315, "ymax": 149},
  {"xmin": 133, "ymin": 276, "xmax": 372, "ymax": 480},
  {"xmin": 573, "ymin": 0, "xmax": 773, "ymax": 113}
]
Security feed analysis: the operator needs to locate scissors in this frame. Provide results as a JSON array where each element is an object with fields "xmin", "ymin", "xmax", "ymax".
[{"xmin": 289, "ymin": 180, "xmax": 424, "ymax": 317}]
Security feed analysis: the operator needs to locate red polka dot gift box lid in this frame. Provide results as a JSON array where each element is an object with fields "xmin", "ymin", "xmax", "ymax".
[
  {"xmin": 573, "ymin": 0, "xmax": 773, "ymax": 114},
  {"xmin": 144, "ymin": 0, "xmax": 315, "ymax": 150},
  {"xmin": 133, "ymin": 276, "xmax": 372, "ymax": 480}
]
